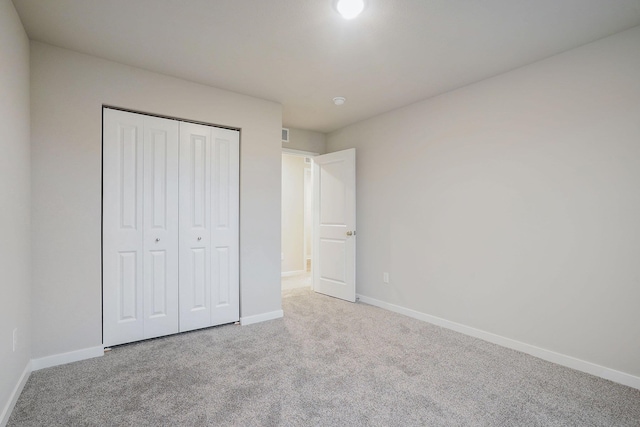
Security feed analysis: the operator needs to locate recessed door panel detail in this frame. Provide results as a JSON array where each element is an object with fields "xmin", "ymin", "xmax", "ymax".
[
  {"xmin": 319, "ymin": 161, "xmax": 347, "ymax": 226},
  {"xmin": 151, "ymin": 130, "xmax": 168, "ymax": 229},
  {"xmin": 105, "ymin": 108, "xmax": 238, "ymax": 346},
  {"xmin": 149, "ymin": 250, "xmax": 167, "ymax": 317},
  {"xmin": 319, "ymin": 239, "xmax": 346, "ymax": 284},
  {"xmin": 214, "ymin": 247, "xmax": 230, "ymax": 307},
  {"xmin": 119, "ymin": 126, "xmax": 138, "ymax": 230},
  {"xmin": 192, "ymin": 135, "xmax": 207, "ymax": 228},
  {"xmin": 118, "ymin": 252, "xmax": 138, "ymax": 321},
  {"xmin": 192, "ymin": 248, "xmax": 207, "ymax": 310},
  {"xmin": 216, "ymin": 139, "xmax": 230, "ymax": 229}
]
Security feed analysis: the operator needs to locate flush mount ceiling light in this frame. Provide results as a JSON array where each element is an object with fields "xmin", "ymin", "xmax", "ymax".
[
  {"xmin": 333, "ymin": 96, "xmax": 346, "ymax": 106},
  {"xmin": 333, "ymin": 0, "xmax": 366, "ymax": 20}
]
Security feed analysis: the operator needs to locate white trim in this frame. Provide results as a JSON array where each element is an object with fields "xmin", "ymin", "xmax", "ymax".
[
  {"xmin": 0, "ymin": 361, "xmax": 31, "ymax": 427},
  {"xmin": 303, "ymin": 167, "xmax": 313, "ymax": 277},
  {"xmin": 357, "ymin": 294, "xmax": 640, "ymax": 391},
  {"xmin": 31, "ymin": 345, "xmax": 104, "ymax": 371},
  {"xmin": 281, "ymin": 270, "xmax": 306, "ymax": 277},
  {"xmin": 282, "ymin": 148, "xmax": 319, "ymax": 157},
  {"xmin": 240, "ymin": 310, "xmax": 284, "ymax": 326}
]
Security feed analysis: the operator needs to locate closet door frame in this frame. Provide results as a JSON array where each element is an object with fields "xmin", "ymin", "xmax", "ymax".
[{"xmin": 102, "ymin": 106, "xmax": 240, "ymax": 346}]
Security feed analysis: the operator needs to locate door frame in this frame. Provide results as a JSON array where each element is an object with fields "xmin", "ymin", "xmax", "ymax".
[
  {"xmin": 101, "ymin": 105, "xmax": 241, "ymax": 346},
  {"xmin": 281, "ymin": 148, "xmax": 318, "ymax": 289}
]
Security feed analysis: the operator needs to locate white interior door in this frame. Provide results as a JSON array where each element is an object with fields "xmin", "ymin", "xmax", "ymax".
[
  {"xmin": 179, "ymin": 122, "xmax": 240, "ymax": 331},
  {"xmin": 312, "ymin": 148, "xmax": 356, "ymax": 302},
  {"xmin": 103, "ymin": 109, "xmax": 180, "ymax": 346}
]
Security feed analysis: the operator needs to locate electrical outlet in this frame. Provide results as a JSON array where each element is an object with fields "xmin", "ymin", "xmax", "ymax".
[
  {"xmin": 13, "ymin": 328, "xmax": 18, "ymax": 352},
  {"xmin": 383, "ymin": 272, "xmax": 389, "ymax": 284}
]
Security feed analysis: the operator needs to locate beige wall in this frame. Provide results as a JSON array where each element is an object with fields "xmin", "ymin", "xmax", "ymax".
[
  {"xmin": 327, "ymin": 26, "xmax": 640, "ymax": 377},
  {"xmin": 0, "ymin": 0, "xmax": 31, "ymax": 418},
  {"xmin": 281, "ymin": 155, "xmax": 306, "ymax": 274},
  {"xmin": 283, "ymin": 127, "xmax": 326, "ymax": 154},
  {"xmin": 304, "ymin": 167, "xmax": 312, "ymax": 261},
  {"xmin": 30, "ymin": 42, "xmax": 283, "ymax": 359}
]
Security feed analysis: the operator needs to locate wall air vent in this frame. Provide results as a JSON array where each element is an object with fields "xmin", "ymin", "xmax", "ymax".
[{"xmin": 282, "ymin": 128, "xmax": 290, "ymax": 142}]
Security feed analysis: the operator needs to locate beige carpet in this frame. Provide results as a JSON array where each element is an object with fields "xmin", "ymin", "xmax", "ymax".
[
  {"xmin": 9, "ymin": 288, "xmax": 640, "ymax": 426},
  {"xmin": 281, "ymin": 272, "xmax": 312, "ymax": 291}
]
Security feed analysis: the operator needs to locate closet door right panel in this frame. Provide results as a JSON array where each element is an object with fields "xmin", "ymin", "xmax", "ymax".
[
  {"xmin": 210, "ymin": 127, "xmax": 240, "ymax": 325},
  {"xmin": 179, "ymin": 123, "xmax": 239, "ymax": 332},
  {"xmin": 179, "ymin": 122, "xmax": 212, "ymax": 332}
]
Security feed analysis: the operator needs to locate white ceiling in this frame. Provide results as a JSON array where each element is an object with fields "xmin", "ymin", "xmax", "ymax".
[{"xmin": 13, "ymin": 0, "xmax": 640, "ymax": 133}]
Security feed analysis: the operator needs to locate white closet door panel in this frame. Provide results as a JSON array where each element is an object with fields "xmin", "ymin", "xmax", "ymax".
[
  {"xmin": 179, "ymin": 122, "xmax": 212, "ymax": 332},
  {"xmin": 210, "ymin": 128, "xmax": 240, "ymax": 325},
  {"xmin": 143, "ymin": 116, "xmax": 179, "ymax": 339},
  {"xmin": 103, "ymin": 109, "xmax": 145, "ymax": 346}
]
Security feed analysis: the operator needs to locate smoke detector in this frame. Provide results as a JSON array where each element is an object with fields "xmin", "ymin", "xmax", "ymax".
[{"xmin": 333, "ymin": 97, "xmax": 346, "ymax": 106}]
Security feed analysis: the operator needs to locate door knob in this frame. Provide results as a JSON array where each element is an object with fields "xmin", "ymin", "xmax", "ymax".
[
  {"xmin": 346, "ymin": 231, "xmax": 353, "ymax": 236},
  {"xmin": 197, "ymin": 237, "xmax": 202, "ymax": 241},
  {"xmin": 155, "ymin": 238, "xmax": 160, "ymax": 242}
]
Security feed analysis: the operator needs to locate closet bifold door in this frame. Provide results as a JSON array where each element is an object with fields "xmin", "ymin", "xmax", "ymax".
[
  {"xmin": 103, "ymin": 109, "xmax": 179, "ymax": 347},
  {"xmin": 179, "ymin": 122, "xmax": 240, "ymax": 332},
  {"xmin": 142, "ymin": 115, "xmax": 180, "ymax": 340},
  {"xmin": 209, "ymin": 126, "xmax": 240, "ymax": 326}
]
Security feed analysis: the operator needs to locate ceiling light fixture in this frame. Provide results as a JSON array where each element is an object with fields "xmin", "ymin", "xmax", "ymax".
[
  {"xmin": 334, "ymin": 0, "xmax": 365, "ymax": 20},
  {"xmin": 333, "ymin": 97, "xmax": 346, "ymax": 106}
]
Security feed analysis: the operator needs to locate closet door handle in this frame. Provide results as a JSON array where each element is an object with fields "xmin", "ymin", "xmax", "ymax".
[
  {"xmin": 197, "ymin": 237, "xmax": 202, "ymax": 241},
  {"xmin": 155, "ymin": 238, "xmax": 160, "ymax": 242}
]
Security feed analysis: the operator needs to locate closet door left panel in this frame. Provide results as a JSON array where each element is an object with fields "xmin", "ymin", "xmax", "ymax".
[{"xmin": 103, "ymin": 109, "xmax": 179, "ymax": 347}]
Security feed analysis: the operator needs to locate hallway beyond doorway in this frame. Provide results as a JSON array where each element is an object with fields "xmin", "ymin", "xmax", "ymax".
[{"xmin": 281, "ymin": 271, "xmax": 311, "ymax": 291}]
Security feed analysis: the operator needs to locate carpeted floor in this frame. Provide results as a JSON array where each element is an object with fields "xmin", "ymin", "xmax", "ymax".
[
  {"xmin": 9, "ymin": 288, "xmax": 640, "ymax": 426},
  {"xmin": 281, "ymin": 272, "xmax": 311, "ymax": 291}
]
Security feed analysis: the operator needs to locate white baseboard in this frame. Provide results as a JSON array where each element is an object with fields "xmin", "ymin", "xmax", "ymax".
[
  {"xmin": 357, "ymin": 294, "xmax": 640, "ymax": 391},
  {"xmin": 240, "ymin": 310, "xmax": 284, "ymax": 326},
  {"xmin": 31, "ymin": 345, "xmax": 104, "ymax": 371},
  {"xmin": 281, "ymin": 270, "xmax": 306, "ymax": 277},
  {"xmin": 0, "ymin": 361, "xmax": 31, "ymax": 427}
]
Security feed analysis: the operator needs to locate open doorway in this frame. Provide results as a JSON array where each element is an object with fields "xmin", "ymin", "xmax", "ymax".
[{"xmin": 281, "ymin": 150, "xmax": 315, "ymax": 291}]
